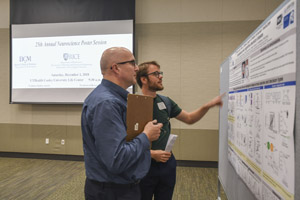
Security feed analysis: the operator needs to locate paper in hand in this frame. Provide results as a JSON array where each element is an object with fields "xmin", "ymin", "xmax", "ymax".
[{"xmin": 165, "ymin": 134, "xmax": 178, "ymax": 152}]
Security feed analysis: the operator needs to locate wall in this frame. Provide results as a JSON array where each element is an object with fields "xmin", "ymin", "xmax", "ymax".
[{"xmin": 0, "ymin": 0, "xmax": 283, "ymax": 160}]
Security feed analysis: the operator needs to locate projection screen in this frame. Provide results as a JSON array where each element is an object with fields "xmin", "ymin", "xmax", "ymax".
[{"xmin": 11, "ymin": 19, "xmax": 133, "ymax": 104}]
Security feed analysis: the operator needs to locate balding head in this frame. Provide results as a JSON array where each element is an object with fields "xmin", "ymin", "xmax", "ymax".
[{"xmin": 100, "ymin": 47, "xmax": 133, "ymax": 75}]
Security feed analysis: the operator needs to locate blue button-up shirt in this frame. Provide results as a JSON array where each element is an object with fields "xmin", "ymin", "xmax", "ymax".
[{"xmin": 81, "ymin": 79, "xmax": 151, "ymax": 184}]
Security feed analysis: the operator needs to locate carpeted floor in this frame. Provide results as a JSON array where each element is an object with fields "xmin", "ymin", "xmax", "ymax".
[{"xmin": 0, "ymin": 157, "xmax": 227, "ymax": 200}]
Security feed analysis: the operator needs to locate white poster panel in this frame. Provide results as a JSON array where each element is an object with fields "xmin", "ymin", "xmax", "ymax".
[{"xmin": 227, "ymin": 0, "xmax": 296, "ymax": 199}]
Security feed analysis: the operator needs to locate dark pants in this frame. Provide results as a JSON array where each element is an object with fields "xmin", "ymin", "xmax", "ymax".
[
  {"xmin": 84, "ymin": 178, "xmax": 141, "ymax": 200},
  {"xmin": 140, "ymin": 154, "xmax": 177, "ymax": 200}
]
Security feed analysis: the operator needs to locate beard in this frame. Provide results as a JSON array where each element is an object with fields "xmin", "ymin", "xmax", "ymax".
[{"xmin": 148, "ymin": 81, "xmax": 164, "ymax": 92}]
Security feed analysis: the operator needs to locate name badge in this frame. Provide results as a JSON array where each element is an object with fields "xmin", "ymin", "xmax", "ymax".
[{"xmin": 157, "ymin": 102, "xmax": 166, "ymax": 110}]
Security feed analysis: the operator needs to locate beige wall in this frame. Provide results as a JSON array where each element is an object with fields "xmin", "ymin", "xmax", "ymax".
[{"xmin": 0, "ymin": 0, "xmax": 283, "ymax": 160}]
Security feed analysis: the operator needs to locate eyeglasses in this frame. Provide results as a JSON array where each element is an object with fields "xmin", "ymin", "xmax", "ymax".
[
  {"xmin": 110, "ymin": 60, "xmax": 136, "ymax": 70},
  {"xmin": 116, "ymin": 60, "xmax": 136, "ymax": 66},
  {"xmin": 146, "ymin": 71, "xmax": 163, "ymax": 78}
]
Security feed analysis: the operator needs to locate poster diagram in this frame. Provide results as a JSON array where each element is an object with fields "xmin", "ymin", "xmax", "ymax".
[{"xmin": 227, "ymin": 0, "xmax": 296, "ymax": 199}]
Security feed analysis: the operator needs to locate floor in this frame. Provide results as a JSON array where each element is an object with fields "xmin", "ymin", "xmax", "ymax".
[{"xmin": 0, "ymin": 157, "xmax": 227, "ymax": 200}]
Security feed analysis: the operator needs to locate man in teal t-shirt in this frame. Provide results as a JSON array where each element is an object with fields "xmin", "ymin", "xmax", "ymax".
[
  {"xmin": 136, "ymin": 61, "xmax": 223, "ymax": 200},
  {"xmin": 151, "ymin": 95, "xmax": 181, "ymax": 151}
]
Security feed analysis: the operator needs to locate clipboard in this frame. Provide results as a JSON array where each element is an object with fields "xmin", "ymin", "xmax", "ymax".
[{"xmin": 126, "ymin": 94, "xmax": 153, "ymax": 141}]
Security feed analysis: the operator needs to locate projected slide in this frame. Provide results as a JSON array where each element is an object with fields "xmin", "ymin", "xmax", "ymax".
[
  {"xmin": 11, "ymin": 20, "xmax": 133, "ymax": 103},
  {"xmin": 12, "ymin": 34, "xmax": 132, "ymax": 89},
  {"xmin": 227, "ymin": 1, "xmax": 296, "ymax": 200}
]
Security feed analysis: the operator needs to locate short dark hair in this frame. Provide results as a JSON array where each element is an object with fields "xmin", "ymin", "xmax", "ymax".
[{"xmin": 136, "ymin": 61, "xmax": 160, "ymax": 88}]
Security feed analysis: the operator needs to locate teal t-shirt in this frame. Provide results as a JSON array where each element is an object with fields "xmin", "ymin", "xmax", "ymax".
[{"xmin": 151, "ymin": 95, "xmax": 182, "ymax": 150}]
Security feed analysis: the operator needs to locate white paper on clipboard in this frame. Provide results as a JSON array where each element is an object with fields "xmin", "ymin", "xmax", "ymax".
[{"xmin": 165, "ymin": 134, "xmax": 178, "ymax": 152}]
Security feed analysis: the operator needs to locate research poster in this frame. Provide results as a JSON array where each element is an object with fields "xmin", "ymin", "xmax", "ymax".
[{"xmin": 227, "ymin": 0, "xmax": 296, "ymax": 199}]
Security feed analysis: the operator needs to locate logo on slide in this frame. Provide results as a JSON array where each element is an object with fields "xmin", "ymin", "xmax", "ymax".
[
  {"xmin": 63, "ymin": 53, "xmax": 80, "ymax": 61},
  {"xmin": 63, "ymin": 53, "xmax": 68, "ymax": 61},
  {"xmin": 19, "ymin": 56, "xmax": 32, "ymax": 63}
]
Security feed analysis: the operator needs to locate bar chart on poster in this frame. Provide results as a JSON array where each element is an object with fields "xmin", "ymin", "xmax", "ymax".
[{"xmin": 218, "ymin": 0, "xmax": 299, "ymax": 199}]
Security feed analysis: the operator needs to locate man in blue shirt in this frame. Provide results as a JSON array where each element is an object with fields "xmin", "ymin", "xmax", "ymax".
[
  {"xmin": 81, "ymin": 47, "xmax": 163, "ymax": 200},
  {"xmin": 136, "ymin": 61, "xmax": 223, "ymax": 200}
]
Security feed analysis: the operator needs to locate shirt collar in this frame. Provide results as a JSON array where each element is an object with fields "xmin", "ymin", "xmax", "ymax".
[{"xmin": 101, "ymin": 79, "xmax": 129, "ymax": 101}]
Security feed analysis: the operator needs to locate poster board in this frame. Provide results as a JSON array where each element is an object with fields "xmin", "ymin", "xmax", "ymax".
[{"xmin": 218, "ymin": 0, "xmax": 299, "ymax": 199}]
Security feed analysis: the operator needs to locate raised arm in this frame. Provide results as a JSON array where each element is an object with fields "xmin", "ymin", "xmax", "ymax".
[{"xmin": 175, "ymin": 94, "xmax": 224, "ymax": 124}]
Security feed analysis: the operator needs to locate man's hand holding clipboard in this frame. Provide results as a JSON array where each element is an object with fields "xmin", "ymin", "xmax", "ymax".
[
  {"xmin": 126, "ymin": 94, "xmax": 162, "ymax": 141},
  {"xmin": 143, "ymin": 119, "xmax": 162, "ymax": 142}
]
